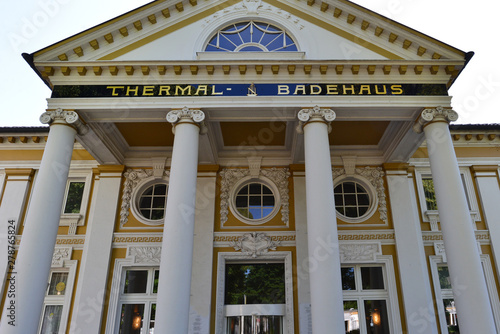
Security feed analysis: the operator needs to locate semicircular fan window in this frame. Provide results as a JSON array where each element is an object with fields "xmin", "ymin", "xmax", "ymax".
[{"xmin": 205, "ymin": 21, "xmax": 298, "ymax": 52}]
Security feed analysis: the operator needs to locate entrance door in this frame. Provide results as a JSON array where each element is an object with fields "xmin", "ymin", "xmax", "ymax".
[{"xmin": 224, "ymin": 263, "xmax": 286, "ymax": 334}]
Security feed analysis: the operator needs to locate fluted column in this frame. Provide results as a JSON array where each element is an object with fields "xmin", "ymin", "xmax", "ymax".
[
  {"xmin": 0, "ymin": 109, "xmax": 87, "ymax": 334},
  {"xmin": 297, "ymin": 106, "xmax": 345, "ymax": 334},
  {"xmin": 414, "ymin": 106, "xmax": 496, "ymax": 333},
  {"xmin": 155, "ymin": 107, "xmax": 205, "ymax": 334}
]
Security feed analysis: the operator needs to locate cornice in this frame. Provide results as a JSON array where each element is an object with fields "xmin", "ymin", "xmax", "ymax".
[{"xmin": 37, "ymin": 59, "xmax": 464, "ymax": 87}]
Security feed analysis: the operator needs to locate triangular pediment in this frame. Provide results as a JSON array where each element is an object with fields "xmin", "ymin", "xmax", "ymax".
[{"xmin": 31, "ymin": 0, "xmax": 466, "ymax": 64}]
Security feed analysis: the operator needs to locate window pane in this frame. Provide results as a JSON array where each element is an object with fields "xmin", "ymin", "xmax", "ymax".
[
  {"xmin": 364, "ymin": 300, "xmax": 390, "ymax": 334},
  {"xmin": 149, "ymin": 304, "xmax": 156, "ymax": 334},
  {"xmin": 344, "ymin": 301, "xmax": 360, "ymax": 333},
  {"xmin": 154, "ymin": 184, "xmax": 167, "ymax": 195},
  {"xmin": 48, "ymin": 272, "xmax": 68, "ymax": 296},
  {"xmin": 40, "ymin": 305, "xmax": 63, "ymax": 334},
  {"xmin": 153, "ymin": 270, "xmax": 159, "ymax": 294},
  {"xmin": 341, "ymin": 267, "xmax": 356, "ymax": 290},
  {"xmin": 422, "ymin": 178, "xmax": 438, "ymax": 210},
  {"xmin": 234, "ymin": 183, "xmax": 275, "ymax": 220},
  {"xmin": 343, "ymin": 182, "xmax": 356, "ymax": 193},
  {"xmin": 438, "ymin": 266, "xmax": 452, "ymax": 290},
  {"xmin": 119, "ymin": 304, "xmax": 145, "ymax": 334},
  {"xmin": 255, "ymin": 315, "xmax": 283, "ymax": 334},
  {"xmin": 124, "ymin": 270, "xmax": 148, "ymax": 293},
  {"xmin": 225, "ymin": 263, "xmax": 285, "ymax": 304},
  {"xmin": 63, "ymin": 181, "xmax": 85, "ymax": 213},
  {"xmin": 361, "ymin": 267, "xmax": 384, "ymax": 290},
  {"xmin": 443, "ymin": 299, "xmax": 460, "ymax": 332},
  {"xmin": 249, "ymin": 183, "xmax": 261, "ymax": 194}
]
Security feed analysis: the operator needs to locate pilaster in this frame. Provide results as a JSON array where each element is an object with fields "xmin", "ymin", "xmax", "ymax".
[
  {"xmin": 70, "ymin": 165, "xmax": 124, "ymax": 333},
  {"xmin": 384, "ymin": 164, "xmax": 439, "ymax": 334}
]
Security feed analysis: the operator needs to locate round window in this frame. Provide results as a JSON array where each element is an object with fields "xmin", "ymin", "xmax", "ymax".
[
  {"xmin": 234, "ymin": 182, "xmax": 276, "ymax": 221},
  {"xmin": 334, "ymin": 181, "xmax": 371, "ymax": 219},
  {"xmin": 137, "ymin": 183, "xmax": 168, "ymax": 221}
]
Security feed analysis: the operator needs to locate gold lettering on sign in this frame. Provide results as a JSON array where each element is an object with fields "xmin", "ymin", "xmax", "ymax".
[
  {"xmin": 310, "ymin": 85, "xmax": 322, "ymax": 95},
  {"xmin": 294, "ymin": 85, "xmax": 306, "ymax": 95},
  {"xmin": 126, "ymin": 86, "xmax": 139, "ymax": 96},
  {"xmin": 391, "ymin": 85, "xmax": 403, "ymax": 95},
  {"xmin": 195, "ymin": 85, "xmax": 208, "ymax": 96},
  {"xmin": 278, "ymin": 85, "xmax": 290, "ymax": 95},
  {"xmin": 175, "ymin": 86, "xmax": 192, "ymax": 95},
  {"xmin": 359, "ymin": 85, "xmax": 371, "ymax": 95},
  {"xmin": 375, "ymin": 85, "xmax": 387, "ymax": 95},
  {"xmin": 159, "ymin": 86, "xmax": 171, "ymax": 96},
  {"xmin": 326, "ymin": 85, "xmax": 339, "ymax": 95},
  {"xmin": 343, "ymin": 85, "xmax": 356, "ymax": 95},
  {"xmin": 107, "ymin": 86, "xmax": 125, "ymax": 96},
  {"xmin": 212, "ymin": 85, "xmax": 223, "ymax": 95},
  {"xmin": 143, "ymin": 86, "xmax": 155, "ymax": 96}
]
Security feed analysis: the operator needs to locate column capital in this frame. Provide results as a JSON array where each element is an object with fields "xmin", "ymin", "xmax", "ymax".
[
  {"xmin": 296, "ymin": 105, "xmax": 336, "ymax": 134},
  {"xmin": 413, "ymin": 106, "xmax": 459, "ymax": 134},
  {"xmin": 40, "ymin": 108, "xmax": 88, "ymax": 135},
  {"xmin": 166, "ymin": 106, "xmax": 207, "ymax": 134}
]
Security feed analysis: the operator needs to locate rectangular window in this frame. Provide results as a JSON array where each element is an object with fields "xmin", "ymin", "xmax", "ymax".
[
  {"xmin": 39, "ymin": 269, "xmax": 73, "ymax": 334},
  {"xmin": 63, "ymin": 181, "xmax": 85, "ymax": 214},
  {"xmin": 422, "ymin": 177, "xmax": 438, "ymax": 211},
  {"xmin": 40, "ymin": 305, "xmax": 63, "ymax": 334},
  {"xmin": 224, "ymin": 263, "xmax": 285, "ymax": 305},
  {"xmin": 342, "ymin": 265, "xmax": 391, "ymax": 334},
  {"xmin": 118, "ymin": 268, "xmax": 158, "ymax": 334}
]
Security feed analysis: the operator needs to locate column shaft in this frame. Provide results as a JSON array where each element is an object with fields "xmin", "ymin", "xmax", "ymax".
[
  {"xmin": 155, "ymin": 112, "xmax": 202, "ymax": 334},
  {"xmin": 302, "ymin": 116, "xmax": 345, "ymax": 333},
  {"xmin": 424, "ymin": 120, "xmax": 496, "ymax": 333},
  {"xmin": 0, "ymin": 122, "xmax": 77, "ymax": 334}
]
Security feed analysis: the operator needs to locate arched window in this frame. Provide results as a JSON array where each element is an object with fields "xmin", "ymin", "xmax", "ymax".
[{"xmin": 205, "ymin": 21, "xmax": 298, "ymax": 52}]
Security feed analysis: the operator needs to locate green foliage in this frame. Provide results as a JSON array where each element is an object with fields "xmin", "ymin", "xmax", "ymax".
[
  {"xmin": 422, "ymin": 178, "xmax": 438, "ymax": 210},
  {"xmin": 225, "ymin": 263, "xmax": 285, "ymax": 305},
  {"xmin": 63, "ymin": 182, "xmax": 85, "ymax": 214}
]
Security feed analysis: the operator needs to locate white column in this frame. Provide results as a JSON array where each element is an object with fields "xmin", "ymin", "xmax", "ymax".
[
  {"xmin": 297, "ymin": 106, "xmax": 345, "ymax": 334},
  {"xmin": 0, "ymin": 170, "xmax": 33, "ymax": 301},
  {"xmin": 474, "ymin": 168, "xmax": 500, "ymax": 286},
  {"xmin": 70, "ymin": 165, "xmax": 124, "ymax": 333},
  {"xmin": 414, "ymin": 107, "xmax": 496, "ymax": 333},
  {"xmin": 0, "ymin": 109, "xmax": 87, "ymax": 334},
  {"xmin": 386, "ymin": 168, "xmax": 439, "ymax": 334},
  {"xmin": 155, "ymin": 107, "xmax": 205, "ymax": 334}
]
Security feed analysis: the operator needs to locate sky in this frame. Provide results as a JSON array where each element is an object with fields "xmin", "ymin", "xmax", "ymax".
[{"xmin": 1, "ymin": 0, "xmax": 498, "ymax": 126}]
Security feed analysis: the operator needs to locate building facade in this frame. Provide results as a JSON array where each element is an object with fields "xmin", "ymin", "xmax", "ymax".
[{"xmin": 1, "ymin": 0, "xmax": 499, "ymax": 333}]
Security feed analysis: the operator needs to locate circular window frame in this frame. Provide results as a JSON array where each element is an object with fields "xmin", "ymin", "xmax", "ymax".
[
  {"xmin": 130, "ymin": 177, "xmax": 169, "ymax": 226},
  {"xmin": 333, "ymin": 175, "xmax": 378, "ymax": 224},
  {"xmin": 229, "ymin": 176, "xmax": 281, "ymax": 225}
]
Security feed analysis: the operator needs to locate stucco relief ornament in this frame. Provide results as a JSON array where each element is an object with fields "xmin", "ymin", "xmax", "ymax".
[
  {"xmin": 296, "ymin": 106, "xmax": 336, "ymax": 134},
  {"xmin": 120, "ymin": 168, "xmax": 169, "ymax": 227},
  {"xmin": 230, "ymin": 232, "xmax": 280, "ymax": 258},
  {"xmin": 242, "ymin": 0, "xmax": 263, "ymax": 14},
  {"xmin": 166, "ymin": 107, "xmax": 207, "ymax": 134},
  {"xmin": 413, "ymin": 106, "xmax": 459, "ymax": 133},
  {"xmin": 40, "ymin": 108, "xmax": 88, "ymax": 135},
  {"xmin": 128, "ymin": 246, "xmax": 162, "ymax": 264}
]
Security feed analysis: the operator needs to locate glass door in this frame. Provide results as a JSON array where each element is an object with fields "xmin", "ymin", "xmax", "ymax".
[{"xmin": 224, "ymin": 263, "xmax": 286, "ymax": 334}]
